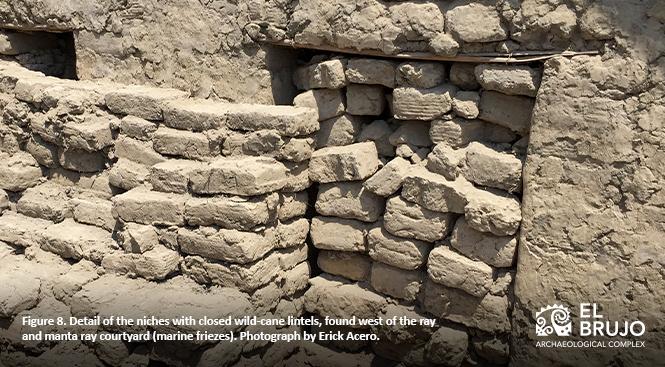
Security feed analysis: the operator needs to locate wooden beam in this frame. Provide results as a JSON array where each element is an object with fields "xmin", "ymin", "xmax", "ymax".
[{"xmin": 264, "ymin": 40, "xmax": 600, "ymax": 64}]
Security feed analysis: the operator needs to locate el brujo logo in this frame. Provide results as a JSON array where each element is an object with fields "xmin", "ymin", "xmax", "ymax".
[{"xmin": 535, "ymin": 304, "xmax": 572, "ymax": 337}]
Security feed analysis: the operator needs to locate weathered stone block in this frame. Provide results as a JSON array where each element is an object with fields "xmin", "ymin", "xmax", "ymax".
[
  {"xmin": 222, "ymin": 130, "xmax": 284, "ymax": 157},
  {"xmin": 429, "ymin": 118, "xmax": 517, "ymax": 148},
  {"xmin": 475, "ymin": 64, "xmax": 541, "ymax": 97},
  {"xmin": 402, "ymin": 167, "xmax": 474, "ymax": 213},
  {"xmin": 384, "ymin": 196, "xmax": 454, "ymax": 243},
  {"xmin": 185, "ymin": 194, "xmax": 277, "ymax": 231},
  {"xmin": 62, "ymin": 115, "xmax": 114, "ymax": 153},
  {"xmin": 72, "ymin": 195, "xmax": 115, "ymax": 231},
  {"xmin": 427, "ymin": 246, "xmax": 492, "ymax": 297},
  {"xmin": 17, "ymin": 183, "xmax": 71, "ymax": 222},
  {"xmin": 388, "ymin": 121, "xmax": 432, "ymax": 147},
  {"xmin": 283, "ymin": 161, "xmax": 311, "ymax": 192},
  {"xmin": 464, "ymin": 142, "xmax": 523, "ymax": 192},
  {"xmin": 316, "ymin": 182, "xmax": 384, "ymax": 222},
  {"xmin": 222, "ymin": 104, "xmax": 319, "ymax": 137},
  {"xmin": 478, "ymin": 91, "xmax": 535, "ymax": 134},
  {"xmin": 309, "ymin": 142, "xmax": 379, "ymax": 183},
  {"xmin": 294, "ymin": 59, "xmax": 347, "ymax": 90},
  {"xmin": 423, "ymin": 279, "xmax": 510, "ymax": 333},
  {"xmin": 310, "ymin": 216, "xmax": 369, "ymax": 252},
  {"xmin": 0, "ymin": 151, "xmax": 42, "ymax": 192},
  {"xmin": 450, "ymin": 218, "xmax": 516, "ymax": 268},
  {"xmin": 396, "ymin": 62, "xmax": 446, "ymax": 88},
  {"xmin": 0, "ymin": 211, "xmax": 50, "ymax": 247},
  {"xmin": 190, "ymin": 156, "xmax": 288, "ymax": 196},
  {"xmin": 450, "ymin": 63, "xmax": 480, "ymax": 90},
  {"xmin": 358, "ymin": 119, "xmax": 395, "ymax": 157},
  {"xmin": 446, "ymin": 2, "xmax": 508, "ymax": 42},
  {"xmin": 452, "ymin": 91, "xmax": 480, "ymax": 119},
  {"xmin": 346, "ymin": 84, "xmax": 386, "ymax": 116},
  {"xmin": 119, "ymin": 116, "xmax": 157, "ymax": 140},
  {"xmin": 317, "ymin": 114, "xmax": 363, "ymax": 147},
  {"xmin": 108, "ymin": 158, "xmax": 149, "ymax": 190},
  {"xmin": 393, "ymin": 85, "xmax": 456, "ymax": 120},
  {"xmin": 368, "ymin": 226, "xmax": 430, "ymax": 270},
  {"xmin": 464, "ymin": 188, "xmax": 522, "ymax": 236},
  {"xmin": 105, "ymin": 86, "xmax": 188, "ymax": 120},
  {"xmin": 346, "ymin": 59, "xmax": 397, "ymax": 88},
  {"xmin": 149, "ymin": 159, "xmax": 205, "ymax": 194},
  {"xmin": 112, "ymin": 188, "xmax": 186, "ymax": 226},
  {"xmin": 370, "ymin": 262, "xmax": 422, "ymax": 301},
  {"xmin": 318, "ymin": 251, "xmax": 372, "ymax": 281},
  {"xmin": 42, "ymin": 219, "xmax": 113, "ymax": 262},
  {"xmin": 304, "ymin": 275, "xmax": 387, "ymax": 320},
  {"xmin": 278, "ymin": 191, "xmax": 308, "ymax": 222},
  {"xmin": 58, "ymin": 148, "xmax": 106, "ymax": 173},
  {"xmin": 178, "ymin": 227, "xmax": 273, "ymax": 264},
  {"xmin": 153, "ymin": 126, "xmax": 219, "ymax": 159},
  {"xmin": 269, "ymin": 218, "xmax": 310, "ymax": 249},
  {"xmin": 102, "ymin": 246, "xmax": 180, "ymax": 280},
  {"xmin": 293, "ymin": 89, "xmax": 345, "ymax": 121},
  {"xmin": 25, "ymin": 135, "xmax": 58, "ymax": 168},
  {"xmin": 162, "ymin": 99, "xmax": 227, "ymax": 131},
  {"xmin": 114, "ymin": 136, "xmax": 166, "ymax": 166},
  {"xmin": 425, "ymin": 327, "xmax": 468, "ymax": 366},
  {"xmin": 117, "ymin": 222, "xmax": 158, "ymax": 254},
  {"xmin": 278, "ymin": 136, "xmax": 316, "ymax": 162},
  {"xmin": 426, "ymin": 143, "xmax": 467, "ymax": 180},
  {"xmin": 363, "ymin": 157, "xmax": 412, "ymax": 197}
]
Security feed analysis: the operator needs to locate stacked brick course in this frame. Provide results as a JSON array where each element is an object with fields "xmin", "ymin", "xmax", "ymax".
[{"xmin": 294, "ymin": 55, "xmax": 540, "ymax": 365}]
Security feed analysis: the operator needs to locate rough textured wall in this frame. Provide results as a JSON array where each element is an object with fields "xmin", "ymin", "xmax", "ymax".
[
  {"xmin": 0, "ymin": 0, "xmax": 298, "ymax": 104},
  {"xmin": 512, "ymin": 1, "xmax": 665, "ymax": 365}
]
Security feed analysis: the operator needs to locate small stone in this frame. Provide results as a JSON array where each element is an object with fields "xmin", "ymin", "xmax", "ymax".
[
  {"xmin": 25, "ymin": 135, "xmax": 58, "ymax": 168},
  {"xmin": 17, "ymin": 183, "xmax": 72, "ymax": 222},
  {"xmin": 316, "ymin": 182, "xmax": 385, "ymax": 222},
  {"xmin": 278, "ymin": 191, "xmax": 308, "ymax": 222},
  {"xmin": 177, "ymin": 227, "xmax": 273, "ymax": 264},
  {"xmin": 451, "ymin": 218, "xmax": 516, "ymax": 268},
  {"xmin": 304, "ymin": 275, "xmax": 387, "ymax": 320},
  {"xmin": 463, "ymin": 142, "xmax": 523, "ymax": 192},
  {"xmin": 345, "ymin": 58, "xmax": 397, "ymax": 88},
  {"xmin": 309, "ymin": 142, "xmax": 379, "ymax": 183},
  {"xmin": 317, "ymin": 114, "xmax": 363, "ymax": 147},
  {"xmin": 396, "ymin": 62, "xmax": 446, "ymax": 88},
  {"xmin": 472, "ymin": 335, "xmax": 509, "ymax": 365},
  {"xmin": 294, "ymin": 59, "xmax": 347, "ymax": 90},
  {"xmin": 62, "ymin": 115, "xmax": 114, "ymax": 152},
  {"xmin": 427, "ymin": 246, "xmax": 492, "ymax": 297},
  {"xmin": 393, "ymin": 85, "xmax": 456, "ymax": 120},
  {"xmin": 346, "ymin": 84, "xmax": 386, "ymax": 116},
  {"xmin": 42, "ymin": 219, "xmax": 113, "ymax": 262},
  {"xmin": 452, "ymin": 91, "xmax": 480, "ymax": 119},
  {"xmin": 363, "ymin": 157, "xmax": 412, "ymax": 197},
  {"xmin": 478, "ymin": 91, "xmax": 535, "ymax": 134},
  {"xmin": 185, "ymin": 194, "xmax": 277, "ymax": 231},
  {"xmin": 396, "ymin": 143, "xmax": 416, "ymax": 158},
  {"xmin": 425, "ymin": 327, "xmax": 468, "ymax": 367},
  {"xmin": 430, "ymin": 118, "xmax": 517, "ymax": 148},
  {"xmin": 310, "ymin": 216, "xmax": 369, "ymax": 252},
  {"xmin": 475, "ymin": 65, "xmax": 541, "ymax": 97},
  {"xmin": 0, "ymin": 211, "xmax": 51, "ymax": 248},
  {"xmin": 318, "ymin": 251, "xmax": 372, "ymax": 281},
  {"xmin": 101, "ymin": 246, "xmax": 180, "ymax": 280},
  {"xmin": 384, "ymin": 196, "xmax": 455, "ymax": 243},
  {"xmin": 368, "ymin": 226, "xmax": 430, "ymax": 270},
  {"xmin": 71, "ymin": 195, "xmax": 115, "ymax": 231},
  {"xmin": 293, "ymin": 89, "xmax": 345, "ymax": 121},
  {"xmin": 370, "ymin": 262, "xmax": 422, "ymax": 301}
]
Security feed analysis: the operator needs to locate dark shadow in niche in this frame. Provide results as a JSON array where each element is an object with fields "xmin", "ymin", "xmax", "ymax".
[{"xmin": 0, "ymin": 29, "xmax": 77, "ymax": 79}]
